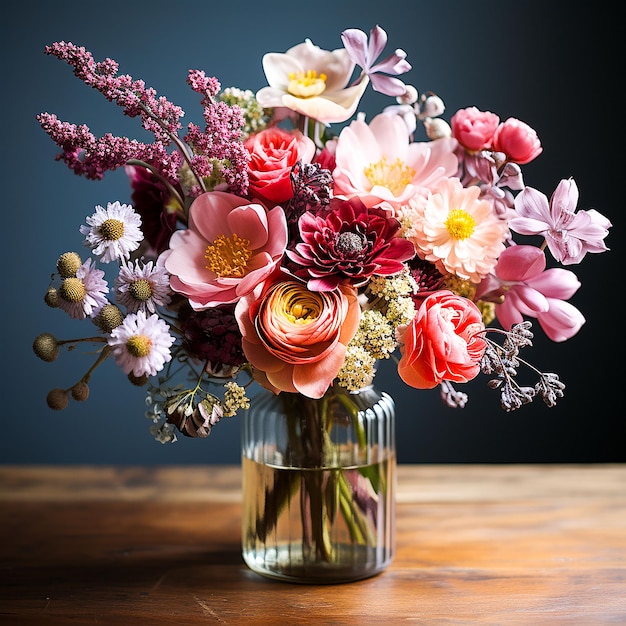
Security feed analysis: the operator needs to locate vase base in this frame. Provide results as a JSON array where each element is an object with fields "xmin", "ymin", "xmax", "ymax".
[{"xmin": 242, "ymin": 544, "xmax": 392, "ymax": 584}]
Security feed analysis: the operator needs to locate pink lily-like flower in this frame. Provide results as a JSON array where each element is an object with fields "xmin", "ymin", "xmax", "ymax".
[
  {"xmin": 509, "ymin": 178, "xmax": 612, "ymax": 265},
  {"xmin": 341, "ymin": 25, "xmax": 411, "ymax": 97},
  {"xmin": 475, "ymin": 245, "xmax": 585, "ymax": 342},
  {"xmin": 255, "ymin": 38, "xmax": 369, "ymax": 125}
]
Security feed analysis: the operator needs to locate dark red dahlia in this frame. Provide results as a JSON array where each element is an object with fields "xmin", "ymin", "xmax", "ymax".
[
  {"xmin": 286, "ymin": 197, "xmax": 415, "ymax": 291},
  {"xmin": 179, "ymin": 303, "xmax": 246, "ymax": 375},
  {"xmin": 126, "ymin": 165, "xmax": 181, "ymax": 254},
  {"xmin": 408, "ymin": 257, "xmax": 446, "ymax": 307}
]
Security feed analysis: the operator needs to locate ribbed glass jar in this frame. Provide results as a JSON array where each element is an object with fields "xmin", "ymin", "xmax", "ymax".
[{"xmin": 241, "ymin": 384, "xmax": 396, "ymax": 584}]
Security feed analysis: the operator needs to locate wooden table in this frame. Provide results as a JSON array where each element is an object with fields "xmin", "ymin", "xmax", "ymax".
[{"xmin": 0, "ymin": 464, "xmax": 624, "ymax": 624}]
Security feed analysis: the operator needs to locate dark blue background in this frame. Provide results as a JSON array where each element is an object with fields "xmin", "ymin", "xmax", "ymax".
[{"xmin": 2, "ymin": 1, "xmax": 622, "ymax": 465}]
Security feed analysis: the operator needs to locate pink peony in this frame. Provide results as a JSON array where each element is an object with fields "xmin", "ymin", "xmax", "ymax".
[
  {"xmin": 235, "ymin": 272, "xmax": 360, "ymax": 398},
  {"xmin": 397, "ymin": 290, "xmax": 487, "ymax": 389},
  {"xmin": 332, "ymin": 113, "xmax": 458, "ymax": 210},
  {"xmin": 163, "ymin": 191, "xmax": 288, "ymax": 310},
  {"xmin": 474, "ymin": 245, "xmax": 584, "ymax": 342},
  {"xmin": 287, "ymin": 196, "xmax": 416, "ymax": 291},
  {"xmin": 245, "ymin": 127, "xmax": 316, "ymax": 205},
  {"xmin": 450, "ymin": 106, "xmax": 500, "ymax": 152},
  {"xmin": 492, "ymin": 118, "xmax": 542, "ymax": 165}
]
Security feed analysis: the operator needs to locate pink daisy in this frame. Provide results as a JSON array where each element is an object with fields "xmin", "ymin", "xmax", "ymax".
[
  {"xmin": 405, "ymin": 177, "xmax": 510, "ymax": 283},
  {"xmin": 57, "ymin": 258, "xmax": 109, "ymax": 320}
]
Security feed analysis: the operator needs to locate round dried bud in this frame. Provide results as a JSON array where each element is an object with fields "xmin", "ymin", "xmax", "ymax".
[
  {"xmin": 424, "ymin": 117, "xmax": 452, "ymax": 140},
  {"xmin": 57, "ymin": 252, "xmax": 82, "ymax": 278},
  {"xmin": 128, "ymin": 372, "xmax": 149, "ymax": 387},
  {"xmin": 44, "ymin": 287, "xmax": 60, "ymax": 308},
  {"xmin": 47, "ymin": 388, "xmax": 69, "ymax": 410},
  {"xmin": 71, "ymin": 381, "xmax": 90, "ymax": 402},
  {"xmin": 94, "ymin": 304, "xmax": 125, "ymax": 332},
  {"xmin": 33, "ymin": 332, "xmax": 60, "ymax": 362}
]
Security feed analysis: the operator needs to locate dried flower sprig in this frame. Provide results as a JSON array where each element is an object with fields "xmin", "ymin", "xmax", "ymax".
[{"xmin": 479, "ymin": 321, "xmax": 565, "ymax": 411}]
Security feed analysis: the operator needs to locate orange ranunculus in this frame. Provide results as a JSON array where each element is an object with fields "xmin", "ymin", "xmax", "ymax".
[
  {"xmin": 235, "ymin": 273, "xmax": 360, "ymax": 398},
  {"xmin": 397, "ymin": 290, "xmax": 486, "ymax": 389}
]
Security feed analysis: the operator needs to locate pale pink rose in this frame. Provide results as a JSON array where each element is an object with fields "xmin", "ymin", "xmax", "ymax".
[
  {"xmin": 245, "ymin": 127, "xmax": 316, "ymax": 205},
  {"xmin": 492, "ymin": 118, "xmax": 542, "ymax": 165},
  {"xmin": 332, "ymin": 113, "xmax": 458, "ymax": 209},
  {"xmin": 450, "ymin": 106, "xmax": 500, "ymax": 152},
  {"xmin": 163, "ymin": 191, "xmax": 287, "ymax": 310},
  {"xmin": 397, "ymin": 290, "xmax": 487, "ymax": 389},
  {"xmin": 235, "ymin": 274, "xmax": 360, "ymax": 398}
]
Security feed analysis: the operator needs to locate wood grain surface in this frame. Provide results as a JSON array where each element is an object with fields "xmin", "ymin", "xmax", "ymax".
[{"xmin": 0, "ymin": 464, "xmax": 624, "ymax": 625}]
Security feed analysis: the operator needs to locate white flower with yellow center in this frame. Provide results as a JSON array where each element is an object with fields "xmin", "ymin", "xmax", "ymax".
[
  {"xmin": 80, "ymin": 201, "xmax": 143, "ymax": 263},
  {"xmin": 255, "ymin": 38, "xmax": 369, "ymax": 124}
]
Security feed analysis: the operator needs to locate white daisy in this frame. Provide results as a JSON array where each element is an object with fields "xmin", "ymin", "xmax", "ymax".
[
  {"xmin": 80, "ymin": 201, "xmax": 143, "ymax": 263},
  {"xmin": 107, "ymin": 310, "xmax": 175, "ymax": 377},
  {"xmin": 57, "ymin": 258, "xmax": 109, "ymax": 319},
  {"xmin": 114, "ymin": 258, "xmax": 172, "ymax": 314}
]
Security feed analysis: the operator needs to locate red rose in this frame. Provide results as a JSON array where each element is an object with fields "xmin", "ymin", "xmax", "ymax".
[{"xmin": 244, "ymin": 128, "xmax": 316, "ymax": 205}]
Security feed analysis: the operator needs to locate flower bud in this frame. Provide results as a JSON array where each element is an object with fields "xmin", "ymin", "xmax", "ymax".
[
  {"xmin": 396, "ymin": 84, "xmax": 418, "ymax": 105},
  {"xmin": 424, "ymin": 117, "xmax": 452, "ymax": 140},
  {"xmin": 419, "ymin": 95, "xmax": 445, "ymax": 119}
]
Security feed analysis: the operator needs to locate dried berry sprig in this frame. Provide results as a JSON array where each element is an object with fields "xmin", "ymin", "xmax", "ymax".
[{"xmin": 479, "ymin": 321, "xmax": 565, "ymax": 411}]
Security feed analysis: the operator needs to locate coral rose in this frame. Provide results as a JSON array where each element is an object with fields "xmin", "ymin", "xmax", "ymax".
[
  {"xmin": 492, "ymin": 117, "xmax": 542, "ymax": 165},
  {"xmin": 397, "ymin": 290, "xmax": 486, "ymax": 389},
  {"xmin": 245, "ymin": 127, "xmax": 316, "ymax": 205},
  {"xmin": 163, "ymin": 191, "xmax": 288, "ymax": 310},
  {"xmin": 235, "ymin": 273, "xmax": 360, "ymax": 398}
]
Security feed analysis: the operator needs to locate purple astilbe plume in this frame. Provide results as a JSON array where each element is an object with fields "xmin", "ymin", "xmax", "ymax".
[
  {"xmin": 37, "ymin": 42, "xmax": 249, "ymax": 200},
  {"xmin": 185, "ymin": 70, "xmax": 250, "ymax": 197}
]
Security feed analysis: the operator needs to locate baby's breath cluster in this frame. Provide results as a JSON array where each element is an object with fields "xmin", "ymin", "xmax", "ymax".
[{"xmin": 338, "ymin": 272, "xmax": 417, "ymax": 391}]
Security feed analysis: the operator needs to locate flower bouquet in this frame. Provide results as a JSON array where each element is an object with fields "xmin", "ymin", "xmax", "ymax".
[{"xmin": 33, "ymin": 25, "xmax": 612, "ymax": 582}]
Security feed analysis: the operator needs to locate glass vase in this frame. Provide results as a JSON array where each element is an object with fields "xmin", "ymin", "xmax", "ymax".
[{"xmin": 241, "ymin": 383, "xmax": 396, "ymax": 584}]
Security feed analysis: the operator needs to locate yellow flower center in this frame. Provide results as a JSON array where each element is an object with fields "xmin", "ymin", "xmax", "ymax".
[
  {"xmin": 99, "ymin": 218, "xmax": 125, "ymax": 241},
  {"xmin": 205, "ymin": 233, "xmax": 252, "ymax": 278},
  {"xmin": 59, "ymin": 277, "xmax": 86, "ymax": 302},
  {"xmin": 287, "ymin": 69, "xmax": 327, "ymax": 98},
  {"xmin": 129, "ymin": 279, "xmax": 153, "ymax": 302},
  {"xmin": 445, "ymin": 208, "xmax": 476, "ymax": 240},
  {"xmin": 126, "ymin": 335, "xmax": 152, "ymax": 358},
  {"xmin": 364, "ymin": 157, "xmax": 415, "ymax": 196},
  {"xmin": 272, "ymin": 282, "xmax": 321, "ymax": 325}
]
